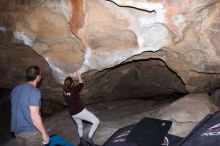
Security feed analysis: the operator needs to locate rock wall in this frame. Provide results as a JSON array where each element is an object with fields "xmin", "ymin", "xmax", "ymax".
[{"xmin": 0, "ymin": 0, "xmax": 220, "ymax": 102}]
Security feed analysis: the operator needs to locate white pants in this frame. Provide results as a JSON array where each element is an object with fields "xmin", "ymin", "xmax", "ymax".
[{"xmin": 72, "ymin": 108, "xmax": 100, "ymax": 139}]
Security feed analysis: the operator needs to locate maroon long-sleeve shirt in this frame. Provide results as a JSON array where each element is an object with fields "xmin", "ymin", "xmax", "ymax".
[{"xmin": 63, "ymin": 83, "xmax": 85, "ymax": 115}]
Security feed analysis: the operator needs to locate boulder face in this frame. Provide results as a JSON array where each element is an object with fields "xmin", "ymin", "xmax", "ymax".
[
  {"xmin": 0, "ymin": 0, "xmax": 220, "ymax": 102},
  {"xmin": 71, "ymin": 0, "xmax": 220, "ymax": 93}
]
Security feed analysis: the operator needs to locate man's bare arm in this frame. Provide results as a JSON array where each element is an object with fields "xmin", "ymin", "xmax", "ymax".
[{"xmin": 30, "ymin": 106, "xmax": 49, "ymax": 144}]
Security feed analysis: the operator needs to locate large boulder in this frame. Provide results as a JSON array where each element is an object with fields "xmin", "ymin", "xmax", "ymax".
[
  {"xmin": 156, "ymin": 93, "xmax": 219, "ymax": 137},
  {"xmin": 0, "ymin": 0, "xmax": 220, "ymax": 102}
]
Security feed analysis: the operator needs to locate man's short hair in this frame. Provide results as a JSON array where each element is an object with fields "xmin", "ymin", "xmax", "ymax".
[{"xmin": 26, "ymin": 66, "xmax": 41, "ymax": 81}]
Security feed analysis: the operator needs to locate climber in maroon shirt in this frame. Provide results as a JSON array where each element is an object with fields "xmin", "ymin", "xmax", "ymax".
[{"xmin": 63, "ymin": 71, "xmax": 100, "ymax": 145}]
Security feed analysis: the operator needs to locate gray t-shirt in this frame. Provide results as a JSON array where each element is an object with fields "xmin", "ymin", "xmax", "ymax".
[{"xmin": 11, "ymin": 82, "xmax": 41, "ymax": 133}]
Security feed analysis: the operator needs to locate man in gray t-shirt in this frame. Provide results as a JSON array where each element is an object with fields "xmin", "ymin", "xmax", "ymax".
[
  {"xmin": 11, "ymin": 66, "xmax": 49, "ymax": 146},
  {"xmin": 11, "ymin": 83, "xmax": 41, "ymax": 132}
]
